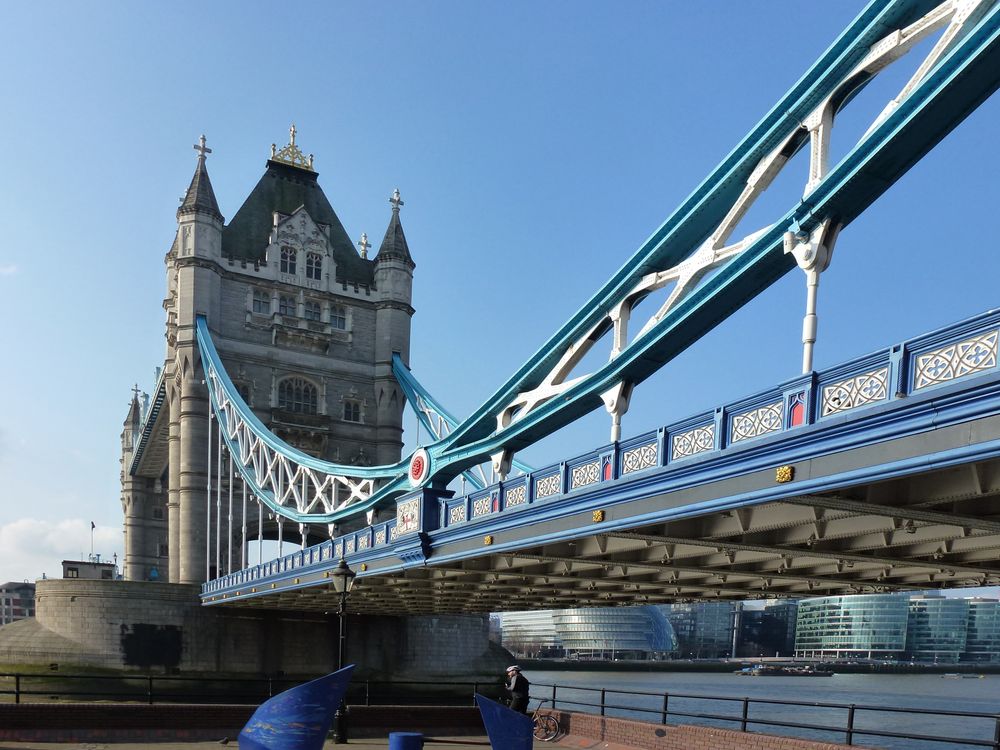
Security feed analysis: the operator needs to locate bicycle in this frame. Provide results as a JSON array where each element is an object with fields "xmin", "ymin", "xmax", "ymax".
[{"xmin": 531, "ymin": 699, "xmax": 561, "ymax": 742}]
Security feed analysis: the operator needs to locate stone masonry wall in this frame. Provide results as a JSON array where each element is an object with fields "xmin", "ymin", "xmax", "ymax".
[{"xmin": 0, "ymin": 579, "xmax": 507, "ymax": 679}]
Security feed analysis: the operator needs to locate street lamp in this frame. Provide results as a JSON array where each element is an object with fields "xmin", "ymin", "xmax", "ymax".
[{"xmin": 330, "ymin": 557, "xmax": 356, "ymax": 744}]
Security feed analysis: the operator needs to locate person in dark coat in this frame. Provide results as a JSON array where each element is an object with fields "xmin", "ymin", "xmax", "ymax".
[{"xmin": 505, "ymin": 665, "xmax": 530, "ymax": 714}]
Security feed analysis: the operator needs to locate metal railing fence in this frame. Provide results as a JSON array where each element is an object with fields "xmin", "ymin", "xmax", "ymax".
[
  {"xmin": 532, "ymin": 681, "xmax": 1000, "ymax": 749},
  {"xmin": 0, "ymin": 673, "xmax": 499, "ymax": 707}
]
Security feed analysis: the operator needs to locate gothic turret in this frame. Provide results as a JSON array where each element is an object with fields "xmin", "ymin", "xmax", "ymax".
[
  {"xmin": 178, "ymin": 136, "xmax": 224, "ymax": 223},
  {"xmin": 373, "ymin": 189, "xmax": 415, "ymax": 465}
]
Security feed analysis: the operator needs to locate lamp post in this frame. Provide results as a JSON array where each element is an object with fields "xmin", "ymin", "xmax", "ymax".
[{"xmin": 330, "ymin": 557, "xmax": 356, "ymax": 744}]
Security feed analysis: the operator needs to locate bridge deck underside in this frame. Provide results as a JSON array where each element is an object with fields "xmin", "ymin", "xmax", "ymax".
[{"xmin": 217, "ymin": 452, "xmax": 1000, "ymax": 615}]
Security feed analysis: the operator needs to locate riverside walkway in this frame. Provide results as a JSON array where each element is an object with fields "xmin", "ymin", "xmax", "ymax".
[{"xmin": 0, "ymin": 740, "xmax": 638, "ymax": 750}]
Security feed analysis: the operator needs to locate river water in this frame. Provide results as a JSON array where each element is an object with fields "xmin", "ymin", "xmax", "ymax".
[{"xmin": 524, "ymin": 669, "xmax": 999, "ymax": 750}]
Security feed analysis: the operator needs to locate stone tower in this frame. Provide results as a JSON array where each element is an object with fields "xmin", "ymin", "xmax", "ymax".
[{"xmin": 122, "ymin": 129, "xmax": 415, "ymax": 584}]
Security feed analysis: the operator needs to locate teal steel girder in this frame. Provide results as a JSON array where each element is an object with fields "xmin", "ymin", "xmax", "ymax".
[
  {"xmin": 426, "ymin": 0, "xmax": 1000, "ymax": 479},
  {"xmin": 391, "ymin": 353, "xmax": 532, "ymax": 490},
  {"xmin": 198, "ymin": 1, "xmax": 1000, "ymax": 524}
]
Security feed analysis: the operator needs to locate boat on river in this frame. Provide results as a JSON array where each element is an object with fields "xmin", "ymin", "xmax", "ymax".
[{"xmin": 735, "ymin": 664, "xmax": 834, "ymax": 677}]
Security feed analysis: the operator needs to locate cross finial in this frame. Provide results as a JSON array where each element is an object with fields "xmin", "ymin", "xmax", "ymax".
[
  {"xmin": 192, "ymin": 133, "xmax": 212, "ymax": 161},
  {"xmin": 193, "ymin": 134, "xmax": 211, "ymax": 161},
  {"xmin": 390, "ymin": 188, "xmax": 404, "ymax": 212},
  {"xmin": 358, "ymin": 232, "xmax": 371, "ymax": 259},
  {"xmin": 289, "ymin": 123, "xmax": 297, "ymax": 147},
  {"xmin": 131, "ymin": 383, "xmax": 142, "ymax": 401}
]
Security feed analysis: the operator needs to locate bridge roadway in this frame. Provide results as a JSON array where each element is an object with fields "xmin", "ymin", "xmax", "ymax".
[{"xmin": 203, "ymin": 309, "xmax": 1000, "ymax": 614}]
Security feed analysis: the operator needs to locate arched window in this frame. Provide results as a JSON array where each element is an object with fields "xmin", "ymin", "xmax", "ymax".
[
  {"xmin": 343, "ymin": 399, "xmax": 361, "ymax": 423},
  {"xmin": 278, "ymin": 295, "xmax": 296, "ymax": 316},
  {"xmin": 280, "ymin": 247, "xmax": 297, "ymax": 275},
  {"xmin": 278, "ymin": 378, "xmax": 318, "ymax": 414},
  {"xmin": 306, "ymin": 252, "xmax": 322, "ymax": 280},
  {"xmin": 331, "ymin": 305, "xmax": 347, "ymax": 330},
  {"xmin": 304, "ymin": 300, "xmax": 321, "ymax": 321},
  {"xmin": 252, "ymin": 289, "xmax": 270, "ymax": 314}
]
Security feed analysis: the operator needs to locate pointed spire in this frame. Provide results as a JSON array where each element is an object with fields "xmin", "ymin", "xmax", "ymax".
[
  {"xmin": 124, "ymin": 385, "xmax": 142, "ymax": 428},
  {"xmin": 178, "ymin": 135, "xmax": 224, "ymax": 222},
  {"xmin": 375, "ymin": 188, "xmax": 413, "ymax": 265}
]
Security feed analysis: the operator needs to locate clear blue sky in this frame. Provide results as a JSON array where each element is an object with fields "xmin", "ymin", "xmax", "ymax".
[{"xmin": 1, "ymin": 2, "xmax": 998, "ymax": 583}]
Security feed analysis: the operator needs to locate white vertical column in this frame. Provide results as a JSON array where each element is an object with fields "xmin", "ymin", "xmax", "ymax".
[
  {"xmin": 241, "ymin": 480, "xmax": 247, "ymax": 570},
  {"xmin": 205, "ymin": 402, "xmax": 212, "ymax": 582},
  {"xmin": 257, "ymin": 501, "xmax": 263, "ymax": 564},
  {"xmin": 215, "ymin": 417, "xmax": 222, "ymax": 578},
  {"xmin": 227, "ymin": 447, "xmax": 233, "ymax": 575}
]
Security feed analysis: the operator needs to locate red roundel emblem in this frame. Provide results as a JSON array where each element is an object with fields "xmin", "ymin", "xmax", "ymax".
[
  {"xmin": 409, "ymin": 448, "xmax": 429, "ymax": 487},
  {"xmin": 410, "ymin": 455, "xmax": 425, "ymax": 481}
]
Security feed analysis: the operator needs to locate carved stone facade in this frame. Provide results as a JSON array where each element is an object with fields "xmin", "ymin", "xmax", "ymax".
[{"xmin": 121, "ymin": 134, "xmax": 414, "ymax": 584}]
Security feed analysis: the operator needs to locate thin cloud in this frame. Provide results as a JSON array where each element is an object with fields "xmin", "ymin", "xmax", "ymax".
[
  {"xmin": 0, "ymin": 518, "xmax": 122, "ymax": 582},
  {"xmin": 0, "ymin": 264, "xmax": 17, "ymax": 276}
]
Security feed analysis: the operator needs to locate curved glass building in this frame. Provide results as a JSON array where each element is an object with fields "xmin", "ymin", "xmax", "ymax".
[
  {"xmin": 499, "ymin": 606, "xmax": 677, "ymax": 659},
  {"xmin": 794, "ymin": 593, "xmax": 909, "ymax": 659},
  {"xmin": 906, "ymin": 595, "xmax": 968, "ymax": 663},
  {"xmin": 964, "ymin": 599, "xmax": 1000, "ymax": 663}
]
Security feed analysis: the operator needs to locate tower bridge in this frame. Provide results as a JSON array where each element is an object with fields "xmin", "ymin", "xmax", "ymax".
[
  {"xmin": 201, "ymin": 308, "xmax": 1000, "ymax": 613},
  {"xmin": 102, "ymin": 0, "xmax": 1000, "ymax": 658}
]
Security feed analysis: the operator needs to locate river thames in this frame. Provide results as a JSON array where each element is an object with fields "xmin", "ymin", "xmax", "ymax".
[{"xmin": 525, "ymin": 669, "xmax": 998, "ymax": 750}]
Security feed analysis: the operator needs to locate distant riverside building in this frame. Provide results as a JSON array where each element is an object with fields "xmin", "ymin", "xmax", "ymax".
[
  {"xmin": 964, "ymin": 599, "xmax": 1000, "ymax": 663},
  {"xmin": 0, "ymin": 582, "xmax": 35, "ymax": 625},
  {"xmin": 795, "ymin": 593, "xmax": 1000, "ymax": 662},
  {"xmin": 499, "ymin": 607, "xmax": 677, "ymax": 660},
  {"xmin": 906, "ymin": 595, "xmax": 968, "ymax": 663},
  {"xmin": 62, "ymin": 558, "xmax": 117, "ymax": 581},
  {"xmin": 736, "ymin": 600, "xmax": 799, "ymax": 658},
  {"xmin": 795, "ymin": 594, "xmax": 909, "ymax": 660},
  {"xmin": 659, "ymin": 602, "xmax": 735, "ymax": 658}
]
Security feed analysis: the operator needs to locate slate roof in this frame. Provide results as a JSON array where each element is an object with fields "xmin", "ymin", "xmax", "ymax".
[
  {"xmin": 222, "ymin": 160, "xmax": 374, "ymax": 286},
  {"xmin": 178, "ymin": 157, "xmax": 224, "ymax": 223},
  {"xmin": 374, "ymin": 207, "xmax": 414, "ymax": 267}
]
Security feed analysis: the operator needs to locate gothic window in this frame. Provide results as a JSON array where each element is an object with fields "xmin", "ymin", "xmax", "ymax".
[
  {"xmin": 343, "ymin": 399, "xmax": 362, "ymax": 423},
  {"xmin": 331, "ymin": 305, "xmax": 347, "ymax": 330},
  {"xmin": 280, "ymin": 247, "xmax": 297, "ymax": 274},
  {"xmin": 304, "ymin": 300, "xmax": 321, "ymax": 321},
  {"xmin": 278, "ymin": 377, "xmax": 318, "ymax": 414},
  {"xmin": 152, "ymin": 507, "xmax": 164, "ymax": 520},
  {"xmin": 278, "ymin": 295, "xmax": 296, "ymax": 317},
  {"xmin": 252, "ymin": 289, "xmax": 270, "ymax": 314},
  {"xmin": 306, "ymin": 252, "xmax": 322, "ymax": 280}
]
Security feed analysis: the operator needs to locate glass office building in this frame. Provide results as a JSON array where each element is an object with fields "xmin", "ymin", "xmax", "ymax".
[
  {"xmin": 499, "ymin": 606, "xmax": 677, "ymax": 660},
  {"xmin": 963, "ymin": 599, "xmax": 1000, "ymax": 663},
  {"xmin": 906, "ymin": 595, "xmax": 968, "ymax": 663},
  {"xmin": 659, "ymin": 602, "xmax": 736, "ymax": 658},
  {"xmin": 795, "ymin": 593, "xmax": 909, "ymax": 659}
]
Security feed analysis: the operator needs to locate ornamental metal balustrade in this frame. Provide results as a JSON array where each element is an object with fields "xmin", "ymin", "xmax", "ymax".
[
  {"xmin": 181, "ymin": 0, "xmax": 1000, "ymax": 590},
  {"xmin": 202, "ymin": 307, "xmax": 1000, "ymax": 596}
]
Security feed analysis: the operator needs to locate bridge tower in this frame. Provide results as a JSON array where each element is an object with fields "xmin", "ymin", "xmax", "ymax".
[{"xmin": 123, "ymin": 128, "xmax": 414, "ymax": 584}]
